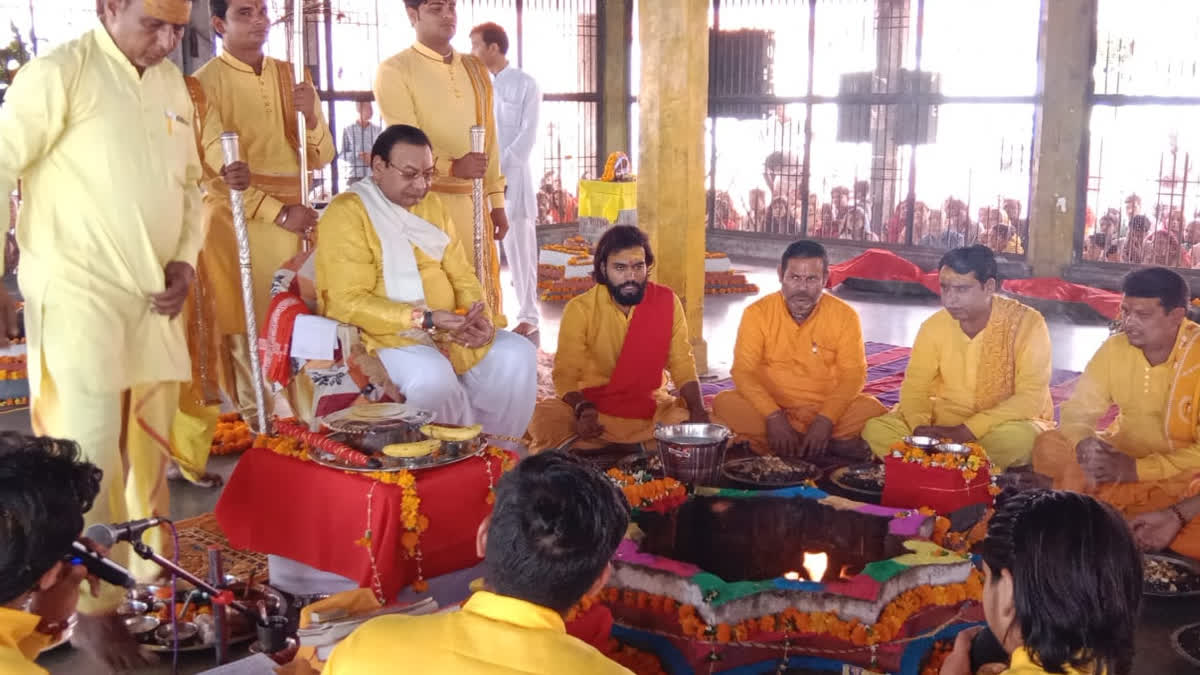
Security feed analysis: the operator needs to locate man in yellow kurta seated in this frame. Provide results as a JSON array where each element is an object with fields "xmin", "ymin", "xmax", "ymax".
[
  {"xmin": 528, "ymin": 226, "xmax": 709, "ymax": 452},
  {"xmin": 315, "ymin": 125, "xmax": 536, "ymax": 438},
  {"xmin": 1033, "ymin": 267, "xmax": 1200, "ymax": 560},
  {"xmin": 862, "ymin": 245, "xmax": 1054, "ymax": 470},
  {"xmin": 0, "ymin": 435, "xmax": 105, "ymax": 675},
  {"xmin": 323, "ymin": 452, "xmax": 632, "ymax": 674},
  {"xmin": 712, "ymin": 241, "xmax": 886, "ymax": 457}
]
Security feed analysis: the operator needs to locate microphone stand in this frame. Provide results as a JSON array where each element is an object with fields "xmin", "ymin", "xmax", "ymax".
[{"xmin": 130, "ymin": 541, "xmax": 262, "ymax": 627}]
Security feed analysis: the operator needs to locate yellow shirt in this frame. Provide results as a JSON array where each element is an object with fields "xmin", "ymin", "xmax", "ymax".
[
  {"xmin": 0, "ymin": 607, "xmax": 52, "ymax": 675},
  {"xmin": 374, "ymin": 42, "xmax": 505, "ymax": 211},
  {"xmin": 321, "ymin": 591, "xmax": 632, "ymax": 675},
  {"xmin": 553, "ymin": 284, "xmax": 699, "ymax": 398},
  {"xmin": 193, "ymin": 51, "xmax": 335, "ymax": 224},
  {"xmin": 1060, "ymin": 322, "xmax": 1200, "ymax": 482},
  {"xmin": 731, "ymin": 291, "xmax": 868, "ymax": 421},
  {"xmin": 1003, "ymin": 647, "xmax": 1091, "ymax": 675},
  {"xmin": 0, "ymin": 26, "xmax": 204, "ymax": 392},
  {"xmin": 315, "ymin": 191, "xmax": 490, "ymax": 373},
  {"xmin": 898, "ymin": 297, "xmax": 1053, "ymax": 438}
]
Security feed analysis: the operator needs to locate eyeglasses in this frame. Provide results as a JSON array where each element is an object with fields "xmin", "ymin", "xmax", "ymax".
[{"xmin": 384, "ymin": 162, "xmax": 437, "ymax": 184}]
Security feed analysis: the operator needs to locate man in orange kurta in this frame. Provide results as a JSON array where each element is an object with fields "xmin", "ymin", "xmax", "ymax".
[
  {"xmin": 713, "ymin": 241, "xmax": 885, "ymax": 457},
  {"xmin": 1034, "ymin": 267, "xmax": 1200, "ymax": 559}
]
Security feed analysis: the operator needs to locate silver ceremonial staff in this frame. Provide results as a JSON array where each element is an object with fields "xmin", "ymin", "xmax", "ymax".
[
  {"xmin": 220, "ymin": 132, "xmax": 270, "ymax": 436},
  {"xmin": 470, "ymin": 124, "xmax": 486, "ymax": 284},
  {"xmin": 293, "ymin": 0, "xmax": 311, "ymax": 252}
]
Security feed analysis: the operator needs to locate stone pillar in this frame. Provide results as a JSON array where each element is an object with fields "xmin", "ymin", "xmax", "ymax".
[
  {"xmin": 601, "ymin": 0, "xmax": 632, "ymax": 158},
  {"xmin": 170, "ymin": 0, "xmax": 216, "ymax": 76},
  {"xmin": 1028, "ymin": 0, "xmax": 1096, "ymax": 276},
  {"xmin": 637, "ymin": 0, "xmax": 709, "ymax": 373},
  {"xmin": 868, "ymin": 0, "xmax": 909, "ymax": 234}
]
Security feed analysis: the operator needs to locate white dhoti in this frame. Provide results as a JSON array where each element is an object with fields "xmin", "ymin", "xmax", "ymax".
[
  {"xmin": 501, "ymin": 216, "xmax": 540, "ymax": 328},
  {"xmin": 378, "ymin": 330, "xmax": 537, "ymax": 438}
]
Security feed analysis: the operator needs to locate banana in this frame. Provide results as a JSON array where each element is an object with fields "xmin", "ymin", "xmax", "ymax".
[
  {"xmin": 382, "ymin": 439, "xmax": 442, "ymax": 458},
  {"xmin": 420, "ymin": 423, "xmax": 482, "ymax": 442}
]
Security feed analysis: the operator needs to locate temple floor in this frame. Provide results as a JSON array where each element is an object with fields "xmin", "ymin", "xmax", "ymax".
[{"xmin": 18, "ymin": 259, "xmax": 1197, "ymax": 674}]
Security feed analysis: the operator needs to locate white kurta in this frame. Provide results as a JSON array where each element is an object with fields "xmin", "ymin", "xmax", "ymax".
[{"xmin": 493, "ymin": 65, "xmax": 541, "ymax": 327}]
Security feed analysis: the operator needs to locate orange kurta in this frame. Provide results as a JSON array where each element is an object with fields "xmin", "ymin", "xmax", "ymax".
[
  {"xmin": 712, "ymin": 291, "xmax": 885, "ymax": 454},
  {"xmin": 1034, "ymin": 320, "xmax": 1200, "ymax": 558}
]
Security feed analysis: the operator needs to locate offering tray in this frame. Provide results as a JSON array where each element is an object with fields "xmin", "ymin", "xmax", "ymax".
[
  {"xmin": 829, "ymin": 461, "xmax": 885, "ymax": 499},
  {"xmin": 722, "ymin": 455, "xmax": 818, "ymax": 488},
  {"xmin": 1144, "ymin": 553, "xmax": 1200, "ymax": 597},
  {"xmin": 307, "ymin": 433, "xmax": 486, "ymax": 472},
  {"xmin": 121, "ymin": 578, "xmax": 287, "ymax": 653}
]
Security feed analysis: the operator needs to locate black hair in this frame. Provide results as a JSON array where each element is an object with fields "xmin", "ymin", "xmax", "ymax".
[
  {"xmin": 780, "ymin": 240, "xmax": 828, "ymax": 273},
  {"xmin": 485, "ymin": 451, "xmax": 630, "ymax": 613},
  {"xmin": 0, "ymin": 433, "xmax": 102, "ymax": 604},
  {"xmin": 403, "ymin": 0, "xmax": 428, "ymax": 8},
  {"xmin": 1088, "ymin": 232, "xmax": 1107, "ymax": 248},
  {"xmin": 593, "ymin": 225, "xmax": 655, "ymax": 284},
  {"xmin": 982, "ymin": 489, "xmax": 1140, "ymax": 675},
  {"xmin": 1129, "ymin": 214, "xmax": 1152, "ymax": 232},
  {"xmin": 211, "ymin": 0, "xmax": 228, "ymax": 18},
  {"xmin": 1122, "ymin": 266, "xmax": 1190, "ymax": 311},
  {"xmin": 371, "ymin": 124, "xmax": 433, "ymax": 163},
  {"xmin": 471, "ymin": 22, "xmax": 509, "ymax": 55},
  {"xmin": 937, "ymin": 244, "xmax": 998, "ymax": 285}
]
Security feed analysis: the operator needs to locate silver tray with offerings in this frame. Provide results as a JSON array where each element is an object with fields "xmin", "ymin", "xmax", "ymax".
[
  {"xmin": 120, "ymin": 577, "xmax": 287, "ymax": 653},
  {"xmin": 1144, "ymin": 553, "xmax": 1200, "ymax": 597},
  {"xmin": 307, "ymin": 421, "xmax": 488, "ymax": 473},
  {"xmin": 829, "ymin": 462, "xmax": 886, "ymax": 498},
  {"xmin": 320, "ymin": 403, "xmax": 434, "ymax": 436},
  {"xmin": 722, "ymin": 455, "xmax": 819, "ymax": 488}
]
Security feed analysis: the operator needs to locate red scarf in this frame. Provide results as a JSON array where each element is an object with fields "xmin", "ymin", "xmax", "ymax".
[
  {"xmin": 581, "ymin": 282, "xmax": 674, "ymax": 420},
  {"xmin": 260, "ymin": 291, "xmax": 310, "ymax": 386}
]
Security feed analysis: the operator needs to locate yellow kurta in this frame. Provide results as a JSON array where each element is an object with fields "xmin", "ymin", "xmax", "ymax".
[
  {"xmin": 374, "ymin": 42, "xmax": 506, "ymax": 322},
  {"xmin": 863, "ymin": 296, "xmax": 1054, "ymax": 469},
  {"xmin": 321, "ymin": 591, "xmax": 632, "ymax": 675},
  {"xmin": 713, "ymin": 292, "xmax": 886, "ymax": 453},
  {"xmin": 194, "ymin": 50, "xmax": 335, "ymax": 334},
  {"xmin": 315, "ymin": 191, "xmax": 492, "ymax": 374},
  {"xmin": 1033, "ymin": 322, "xmax": 1200, "ymax": 558},
  {"xmin": 0, "ymin": 608, "xmax": 51, "ymax": 675},
  {"xmin": 0, "ymin": 26, "xmax": 199, "ymax": 611},
  {"xmin": 529, "ymin": 284, "xmax": 699, "ymax": 451},
  {"xmin": 1002, "ymin": 648, "xmax": 1090, "ymax": 675}
]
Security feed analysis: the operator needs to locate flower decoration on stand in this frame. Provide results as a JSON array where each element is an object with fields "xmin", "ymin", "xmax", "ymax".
[
  {"xmin": 888, "ymin": 440, "xmax": 990, "ymax": 482},
  {"xmin": 605, "ymin": 468, "xmax": 687, "ymax": 513}
]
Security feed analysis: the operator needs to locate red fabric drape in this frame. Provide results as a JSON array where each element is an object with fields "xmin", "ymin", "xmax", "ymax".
[{"xmin": 581, "ymin": 282, "xmax": 674, "ymax": 420}]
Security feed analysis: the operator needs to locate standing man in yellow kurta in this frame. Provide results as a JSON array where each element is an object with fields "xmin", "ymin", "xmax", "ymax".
[
  {"xmin": 375, "ymin": 0, "xmax": 509, "ymax": 323},
  {"xmin": 862, "ymin": 246, "xmax": 1054, "ymax": 470},
  {"xmin": 1034, "ymin": 267, "xmax": 1200, "ymax": 560},
  {"xmin": 171, "ymin": 0, "xmax": 335, "ymax": 482},
  {"xmin": 0, "ymin": 0, "xmax": 204, "ymax": 667},
  {"xmin": 713, "ymin": 241, "xmax": 886, "ymax": 458},
  {"xmin": 528, "ymin": 226, "xmax": 709, "ymax": 453}
]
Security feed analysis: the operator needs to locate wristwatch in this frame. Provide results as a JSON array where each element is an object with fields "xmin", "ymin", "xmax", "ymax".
[{"xmin": 422, "ymin": 310, "xmax": 435, "ymax": 331}]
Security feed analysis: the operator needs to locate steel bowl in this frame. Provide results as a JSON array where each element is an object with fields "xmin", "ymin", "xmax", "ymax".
[
  {"xmin": 154, "ymin": 621, "xmax": 199, "ymax": 646},
  {"xmin": 903, "ymin": 435, "xmax": 940, "ymax": 449},
  {"xmin": 117, "ymin": 600, "xmax": 149, "ymax": 618},
  {"xmin": 653, "ymin": 423, "xmax": 732, "ymax": 485},
  {"xmin": 654, "ymin": 423, "xmax": 732, "ymax": 446},
  {"xmin": 934, "ymin": 443, "xmax": 972, "ymax": 456},
  {"xmin": 124, "ymin": 615, "xmax": 160, "ymax": 639}
]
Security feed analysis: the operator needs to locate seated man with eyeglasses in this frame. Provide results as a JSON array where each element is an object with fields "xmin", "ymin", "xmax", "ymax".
[{"xmin": 314, "ymin": 124, "xmax": 536, "ymax": 437}]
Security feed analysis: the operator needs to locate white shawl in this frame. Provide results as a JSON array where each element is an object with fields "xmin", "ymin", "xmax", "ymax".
[{"xmin": 349, "ymin": 179, "xmax": 450, "ymax": 305}]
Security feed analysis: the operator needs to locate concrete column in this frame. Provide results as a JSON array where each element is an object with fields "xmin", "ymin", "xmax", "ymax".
[
  {"xmin": 601, "ymin": 0, "xmax": 632, "ymax": 159},
  {"xmin": 1028, "ymin": 0, "xmax": 1096, "ymax": 276},
  {"xmin": 170, "ymin": 0, "xmax": 216, "ymax": 76},
  {"xmin": 637, "ymin": 0, "xmax": 709, "ymax": 374},
  {"xmin": 868, "ymin": 0, "xmax": 909, "ymax": 233}
]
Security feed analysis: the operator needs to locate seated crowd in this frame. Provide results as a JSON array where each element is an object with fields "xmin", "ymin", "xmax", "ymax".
[{"xmin": 10, "ymin": 122, "xmax": 1189, "ymax": 675}]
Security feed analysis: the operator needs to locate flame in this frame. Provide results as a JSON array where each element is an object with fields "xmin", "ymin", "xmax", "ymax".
[
  {"xmin": 802, "ymin": 552, "xmax": 828, "ymax": 582},
  {"xmin": 783, "ymin": 571, "xmax": 801, "ymax": 581}
]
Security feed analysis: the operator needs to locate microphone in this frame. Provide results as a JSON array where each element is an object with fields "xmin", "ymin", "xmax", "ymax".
[
  {"xmin": 67, "ymin": 540, "xmax": 136, "ymax": 589},
  {"xmin": 84, "ymin": 517, "xmax": 166, "ymax": 549}
]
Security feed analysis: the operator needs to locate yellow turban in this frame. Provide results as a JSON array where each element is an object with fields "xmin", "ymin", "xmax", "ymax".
[{"xmin": 143, "ymin": 0, "xmax": 191, "ymax": 24}]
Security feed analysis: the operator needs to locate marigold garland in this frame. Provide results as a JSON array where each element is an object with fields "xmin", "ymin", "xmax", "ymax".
[
  {"xmin": 211, "ymin": 413, "xmax": 254, "ymax": 456},
  {"xmin": 583, "ymin": 568, "xmax": 983, "ymax": 649},
  {"xmin": 605, "ymin": 468, "xmax": 687, "ymax": 511},
  {"xmin": 889, "ymin": 440, "xmax": 991, "ymax": 482}
]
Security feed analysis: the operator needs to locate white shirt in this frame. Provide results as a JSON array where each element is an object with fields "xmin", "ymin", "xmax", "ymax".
[{"xmin": 492, "ymin": 65, "xmax": 541, "ymax": 223}]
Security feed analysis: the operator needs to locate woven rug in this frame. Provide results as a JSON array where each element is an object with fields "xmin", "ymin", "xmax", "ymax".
[{"xmin": 172, "ymin": 512, "xmax": 268, "ymax": 584}]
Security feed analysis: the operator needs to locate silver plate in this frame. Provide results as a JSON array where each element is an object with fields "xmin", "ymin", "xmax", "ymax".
[
  {"xmin": 1144, "ymin": 553, "xmax": 1200, "ymax": 598},
  {"xmin": 307, "ymin": 436, "xmax": 487, "ymax": 472},
  {"xmin": 128, "ymin": 582, "xmax": 287, "ymax": 653},
  {"xmin": 903, "ymin": 435, "xmax": 940, "ymax": 449}
]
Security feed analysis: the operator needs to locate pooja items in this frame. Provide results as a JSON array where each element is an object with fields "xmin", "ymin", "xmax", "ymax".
[
  {"xmin": 1144, "ymin": 554, "xmax": 1200, "ymax": 596},
  {"xmin": 722, "ymin": 455, "xmax": 818, "ymax": 487},
  {"xmin": 123, "ymin": 579, "xmax": 288, "ymax": 652},
  {"xmin": 882, "ymin": 436, "xmax": 996, "ymax": 514},
  {"xmin": 653, "ymin": 423, "xmax": 731, "ymax": 485},
  {"xmin": 829, "ymin": 462, "xmax": 886, "ymax": 498}
]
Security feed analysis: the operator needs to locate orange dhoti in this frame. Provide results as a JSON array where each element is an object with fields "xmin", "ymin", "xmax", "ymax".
[
  {"xmin": 528, "ymin": 396, "xmax": 690, "ymax": 453},
  {"xmin": 712, "ymin": 390, "xmax": 886, "ymax": 456},
  {"xmin": 1033, "ymin": 429, "xmax": 1200, "ymax": 559}
]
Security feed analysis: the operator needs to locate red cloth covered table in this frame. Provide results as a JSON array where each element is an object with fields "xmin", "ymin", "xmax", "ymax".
[{"xmin": 215, "ymin": 446, "xmax": 507, "ymax": 601}]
